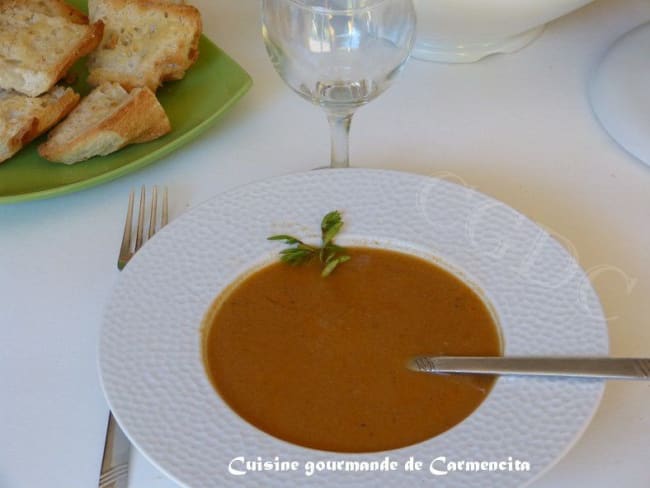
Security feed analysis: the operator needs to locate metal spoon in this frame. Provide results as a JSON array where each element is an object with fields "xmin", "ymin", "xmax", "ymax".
[{"xmin": 408, "ymin": 356, "xmax": 650, "ymax": 380}]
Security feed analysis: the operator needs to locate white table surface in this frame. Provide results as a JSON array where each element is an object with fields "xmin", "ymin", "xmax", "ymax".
[{"xmin": 1, "ymin": 0, "xmax": 649, "ymax": 487}]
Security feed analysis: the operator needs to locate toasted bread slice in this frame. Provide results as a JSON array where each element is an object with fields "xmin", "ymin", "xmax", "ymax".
[
  {"xmin": 0, "ymin": 2, "xmax": 103, "ymax": 97},
  {"xmin": 88, "ymin": 0, "xmax": 202, "ymax": 91},
  {"xmin": 150, "ymin": 0, "xmax": 188, "ymax": 3},
  {"xmin": 0, "ymin": 86, "xmax": 79, "ymax": 163},
  {"xmin": 39, "ymin": 82, "xmax": 171, "ymax": 164},
  {"xmin": 5, "ymin": 0, "xmax": 89, "ymax": 24}
]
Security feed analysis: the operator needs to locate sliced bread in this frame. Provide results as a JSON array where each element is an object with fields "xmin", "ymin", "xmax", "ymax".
[
  {"xmin": 38, "ymin": 82, "xmax": 171, "ymax": 164},
  {"xmin": 87, "ymin": 0, "xmax": 202, "ymax": 91},
  {"xmin": 0, "ymin": 86, "xmax": 80, "ymax": 163},
  {"xmin": 0, "ymin": 1, "xmax": 104, "ymax": 97},
  {"xmin": 6, "ymin": 0, "xmax": 89, "ymax": 24}
]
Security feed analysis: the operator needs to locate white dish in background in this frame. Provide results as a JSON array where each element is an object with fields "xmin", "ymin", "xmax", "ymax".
[
  {"xmin": 589, "ymin": 21, "xmax": 650, "ymax": 168},
  {"xmin": 412, "ymin": 0, "xmax": 594, "ymax": 62},
  {"xmin": 99, "ymin": 169, "xmax": 608, "ymax": 488}
]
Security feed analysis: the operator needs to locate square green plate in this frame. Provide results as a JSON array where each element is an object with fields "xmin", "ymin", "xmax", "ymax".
[{"xmin": 0, "ymin": 0, "xmax": 252, "ymax": 204}]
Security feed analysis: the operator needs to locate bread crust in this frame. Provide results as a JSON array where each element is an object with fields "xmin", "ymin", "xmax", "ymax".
[
  {"xmin": 31, "ymin": 87, "xmax": 80, "ymax": 137},
  {"xmin": 87, "ymin": 0, "xmax": 202, "ymax": 91},
  {"xmin": 39, "ymin": 84, "xmax": 171, "ymax": 164},
  {"xmin": 0, "ymin": 86, "xmax": 80, "ymax": 163},
  {"xmin": 48, "ymin": 0, "xmax": 89, "ymax": 24},
  {"xmin": 0, "ymin": 118, "xmax": 38, "ymax": 164}
]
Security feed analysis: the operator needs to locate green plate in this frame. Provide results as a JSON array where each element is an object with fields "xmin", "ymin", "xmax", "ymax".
[{"xmin": 0, "ymin": 0, "xmax": 252, "ymax": 204}]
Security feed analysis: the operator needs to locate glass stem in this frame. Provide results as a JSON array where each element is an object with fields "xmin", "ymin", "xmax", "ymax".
[{"xmin": 326, "ymin": 111, "xmax": 353, "ymax": 169}]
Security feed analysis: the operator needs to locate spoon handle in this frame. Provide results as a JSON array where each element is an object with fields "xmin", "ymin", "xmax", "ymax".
[{"xmin": 408, "ymin": 357, "xmax": 650, "ymax": 380}]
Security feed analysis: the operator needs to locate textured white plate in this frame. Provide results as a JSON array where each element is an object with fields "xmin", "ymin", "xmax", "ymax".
[{"xmin": 100, "ymin": 169, "xmax": 608, "ymax": 488}]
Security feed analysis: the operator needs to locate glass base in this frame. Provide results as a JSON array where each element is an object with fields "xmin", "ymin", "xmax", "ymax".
[
  {"xmin": 589, "ymin": 21, "xmax": 650, "ymax": 167},
  {"xmin": 412, "ymin": 25, "xmax": 545, "ymax": 63}
]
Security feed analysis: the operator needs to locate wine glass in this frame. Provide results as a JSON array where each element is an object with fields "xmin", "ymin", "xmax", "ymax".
[{"xmin": 261, "ymin": 0, "xmax": 416, "ymax": 168}]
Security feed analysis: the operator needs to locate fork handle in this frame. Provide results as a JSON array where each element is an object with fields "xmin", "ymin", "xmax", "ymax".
[
  {"xmin": 99, "ymin": 413, "xmax": 131, "ymax": 487},
  {"xmin": 408, "ymin": 357, "xmax": 650, "ymax": 380}
]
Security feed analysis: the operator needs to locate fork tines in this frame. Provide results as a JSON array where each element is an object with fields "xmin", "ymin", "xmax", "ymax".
[{"xmin": 118, "ymin": 185, "xmax": 168, "ymax": 270}]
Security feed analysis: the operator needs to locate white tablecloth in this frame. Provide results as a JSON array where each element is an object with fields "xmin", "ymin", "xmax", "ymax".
[{"xmin": 1, "ymin": 0, "xmax": 649, "ymax": 487}]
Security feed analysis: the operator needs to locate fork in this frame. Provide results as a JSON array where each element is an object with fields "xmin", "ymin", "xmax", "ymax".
[
  {"xmin": 117, "ymin": 185, "xmax": 168, "ymax": 270},
  {"xmin": 100, "ymin": 186, "xmax": 169, "ymax": 488}
]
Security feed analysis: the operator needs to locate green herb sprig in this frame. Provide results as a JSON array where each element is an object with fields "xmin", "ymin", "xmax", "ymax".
[{"xmin": 268, "ymin": 210, "xmax": 350, "ymax": 277}]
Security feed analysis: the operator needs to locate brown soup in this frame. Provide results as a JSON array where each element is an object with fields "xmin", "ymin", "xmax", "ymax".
[{"xmin": 202, "ymin": 247, "xmax": 501, "ymax": 453}]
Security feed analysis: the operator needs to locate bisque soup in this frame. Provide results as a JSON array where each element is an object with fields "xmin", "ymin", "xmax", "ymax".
[{"xmin": 202, "ymin": 247, "xmax": 501, "ymax": 453}]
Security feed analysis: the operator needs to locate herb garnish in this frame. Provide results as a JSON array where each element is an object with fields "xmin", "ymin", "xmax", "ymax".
[{"xmin": 268, "ymin": 210, "xmax": 351, "ymax": 277}]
